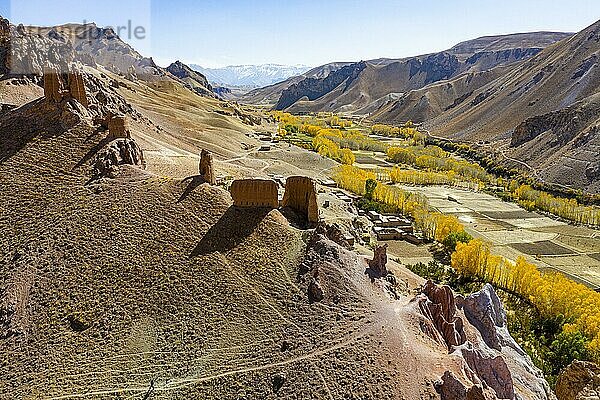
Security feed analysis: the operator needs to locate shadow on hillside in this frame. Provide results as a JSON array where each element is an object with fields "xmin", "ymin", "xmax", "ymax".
[
  {"xmin": 0, "ymin": 98, "xmax": 63, "ymax": 164},
  {"xmin": 177, "ymin": 175, "xmax": 207, "ymax": 203},
  {"xmin": 190, "ymin": 206, "xmax": 271, "ymax": 257},
  {"xmin": 73, "ymin": 136, "xmax": 112, "ymax": 170}
]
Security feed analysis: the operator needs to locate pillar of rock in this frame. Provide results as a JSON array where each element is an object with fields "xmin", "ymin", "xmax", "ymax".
[
  {"xmin": 68, "ymin": 71, "xmax": 89, "ymax": 108},
  {"xmin": 282, "ymin": 176, "xmax": 319, "ymax": 223},
  {"xmin": 230, "ymin": 179, "xmax": 279, "ymax": 208},
  {"xmin": 43, "ymin": 68, "xmax": 66, "ymax": 103},
  {"xmin": 199, "ymin": 149, "xmax": 216, "ymax": 185},
  {"xmin": 368, "ymin": 244, "xmax": 388, "ymax": 277}
]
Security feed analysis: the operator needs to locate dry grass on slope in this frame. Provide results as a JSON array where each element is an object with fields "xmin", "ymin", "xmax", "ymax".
[{"xmin": 0, "ymin": 104, "xmax": 420, "ymax": 399}]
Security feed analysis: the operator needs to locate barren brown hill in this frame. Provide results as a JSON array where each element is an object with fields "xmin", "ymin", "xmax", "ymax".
[
  {"xmin": 267, "ymin": 32, "xmax": 570, "ymax": 114},
  {"xmin": 239, "ymin": 62, "xmax": 353, "ymax": 106},
  {"xmin": 375, "ymin": 19, "xmax": 600, "ymax": 193},
  {"xmin": 0, "ymin": 17, "xmax": 558, "ymax": 399},
  {"xmin": 0, "ymin": 94, "xmax": 553, "ymax": 399},
  {"xmin": 166, "ymin": 60, "xmax": 214, "ymax": 97}
]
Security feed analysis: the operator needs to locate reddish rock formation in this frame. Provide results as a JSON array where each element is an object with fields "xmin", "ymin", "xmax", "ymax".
[
  {"xmin": 419, "ymin": 282, "xmax": 517, "ymax": 400},
  {"xmin": 367, "ymin": 244, "xmax": 388, "ymax": 277},
  {"xmin": 199, "ymin": 149, "xmax": 215, "ymax": 185},
  {"xmin": 419, "ymin": 280, "xmax": 466, "ymax": 349},
  {"xmin": 435, "ymin": 371, "xmax": 497, "ymax": 400},
  {"xmin": 308, "ymin": 276, "xmax": 324, "ymax": 303},
  {"xmin": 107, "ymin": 114, "xmax": 131, "ymax": 139},
  {"xmin": 230, "ymin": 179, "xmax": 279, "ymax": 208},
  {"xmin": 459, "ymin": 347, "xmax": 515, "ymax": 400},
  {"xmin": 281, "ymin": 176, "xmax": 319, "ymax": 223},
  {"xmin": 556, "ymin": 361, "xmax": 600, "ymax": 400}
]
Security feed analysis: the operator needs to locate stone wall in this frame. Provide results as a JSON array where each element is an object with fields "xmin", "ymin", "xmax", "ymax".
[
  {"xmin": 107, "ymin": 114, "xmax": 131, "ymax": 139},
  {"xmin": 43, "ymin": 68, "xmax": 88, "ymax": 108},
  {"xmin": 281, "ymin": 176, "xmax": 319, "ymax": 223},
  {"xmin": 43, "ymin": 68, "xmax": 66, "ymax": 103},
  {"xmin": 68, "ymin": 72, "xmax": 89, "ymax": 108},
  {"xmin": 230, "ymin": 179, "xmax": 279, "ymax": 208},
  {"xmin": 199, "ymin": 149, "xmax": 215, "ymax": 185}
]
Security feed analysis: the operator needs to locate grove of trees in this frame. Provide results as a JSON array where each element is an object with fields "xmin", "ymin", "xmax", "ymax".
[{"xmin": 452, "ymin": 239, "xmax": 600, "ymax": 354}]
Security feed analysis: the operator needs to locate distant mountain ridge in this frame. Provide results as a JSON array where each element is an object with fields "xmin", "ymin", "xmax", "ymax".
[
  {"xmin": 190, "ymin": 63, "xmax": 311, "ymax": 88},
  {"xmin": 265, "ymin": 32, "xmax": 571, "ymax": 114},
  {"xmin": 374, "ymin": 20, "xmax": 600, "ymax": 192}
]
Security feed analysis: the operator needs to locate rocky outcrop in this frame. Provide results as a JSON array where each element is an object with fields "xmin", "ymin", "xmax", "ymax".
[
  {"xmin": 275, "ymin": 61, "xmax": 367, "ymax": 110},
  {"xmin": 0, "ymin": 16, "xmax": 11, "ymax": 75},
  {"xmin": 407, "ymin": 52, "xmax": 461, "ymax": 85},
  {"xmin": 308, "ymin": 275, "xmax": 324, "ymax": 303},
  {"xmin": 459, "ymin": 347, "xmax": 514, "ymax": 399},
  {"xmin": 460, "ymin": 284, "xmax": 526, "ymax": 355},
  {"xmin": 281, "ymin": 176, "xmax": 319, "ymax": 223},
  {"xmin": 315, "ymin": 222, "xmax": 354, "ymax": 250},
  {"xmin": 2, "ymin": 22, "xmax": 74, "ymax": 76},
  {"xmin": 167, "ymin": 61, "xmax": 214, "ymax": 97},
  {"xmin": 92, "ymin": 138, "xmax": 145, "ymax": 178},
  {"xmin": 216, "ymin": 102, "xmax": 262, "ymax": 126},
  {"xmin": 511, "ymin": 108, "xmax": 580, "ymax": 147},
  {"xmin": 419, "ymin": 281, "xmax": 466, "ymax": 349},
  {"xmin": 230, "ymin": 179, "xmax": 279, "ymax": 208},
  {"xmin": 213, "ymin": 86, "xmax": 232, "ymax": 99},
  {"xmin": 199, "ymin": 149, "xmax": 215, "ymax": 185},
  {"xmin": 436, "ymin": 371, "xmax": 497, "ymax": 400},
  {"xmin": 587, "ymin": 161, "xmax": 600, "ymax": 181},
  {"xmin": 367, "ymin": 245, "xmax": 388, "ymax": 277},
  {"xmin": 556, "ymin": 361, "xmax": 600, "ymax": 400},
  {"xmin": 417, "ymin": 281, "xmax": 554, "ymax": 400},
  {"xmin": 465, "ymin": 48, "xmax": 543, "ymax": 71},
  {"xmin": 460, "ymin": 285, "xmax": 553, "ymax": 399}
]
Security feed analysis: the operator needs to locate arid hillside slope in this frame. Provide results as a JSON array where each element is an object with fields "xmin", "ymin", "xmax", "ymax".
[
  {"xmin": 375, "ymin": 19, "xmax": 600, "ymax": 193},
  {"xmin": 0, "ymin": 96, "xmax": 553, "ymax": 399},
  {"xmin": 0, "ymin": 16, "xmax": 558, "ymax": 399}
]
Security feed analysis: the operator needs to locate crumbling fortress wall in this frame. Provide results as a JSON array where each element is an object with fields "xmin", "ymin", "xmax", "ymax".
[
  {"xmin": 199, "ymin": 149, "xmax": 215, "ymax": 185},
  {"xmin": 0, "ymin": 17, "xmax": 11, "ymax": 75},
  {"xmin": 43, "ymin": 68, "xmax": 88, "ymax": 108},
  {"xmin": 68, "ymin": 72, "xmax": 89, "ymax": 108},
  {"xmin": 43, "ymin": 68, "xmax": 66, "ymax": 103},
  {"xmin": 230, "ymin": 179, "xmax": 279, "ymax": 208},
  {"xmin": 282, "ymin": 176, "xmax": 319, "ymax": 223},
  {"xmin": 107, "ymin": 114, "xmax": 131, "ymax": 139}
]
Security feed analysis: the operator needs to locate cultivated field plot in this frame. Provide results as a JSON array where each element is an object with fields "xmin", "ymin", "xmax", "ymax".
[
  {"xmin": 395, "ymin": 185, "xmax": 600, "ymax": 288},
  {"xmin": 386, "ymin": 240, "xmax": 434, "ymax": 266},
  {"xmin": 353, "ymin": 151, "xmax": 393, "ymax": 168},
  {"xmin": 480, "ymin": 210, "xmax": 540, "ymax": 220},
  {"xmin": 541, "ymin": 255, "xmax": 600, "ymax": 287},
  {"xmin": 482, "ymin": 230, "xmax": 556, "ymax": 246},
  {"xmin": 509, "ymin": 241, "xmax": 574, "ymax": 256}
]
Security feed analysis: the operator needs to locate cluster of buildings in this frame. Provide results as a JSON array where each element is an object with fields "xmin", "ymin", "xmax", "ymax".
[{"xmin": 360, "ymin": 210, "xmax": 423, "ymax": 245}]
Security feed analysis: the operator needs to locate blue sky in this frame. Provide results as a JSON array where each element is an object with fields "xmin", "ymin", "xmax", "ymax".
[{"xmin": 1, "ymin": 0, "xmax": 599, "ymax": 68}]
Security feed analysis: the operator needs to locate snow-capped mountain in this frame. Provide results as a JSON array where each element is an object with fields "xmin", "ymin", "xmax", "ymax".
[{"xmin": 190, "ymin": 64, "xmax": 311, "ymax": 88}]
